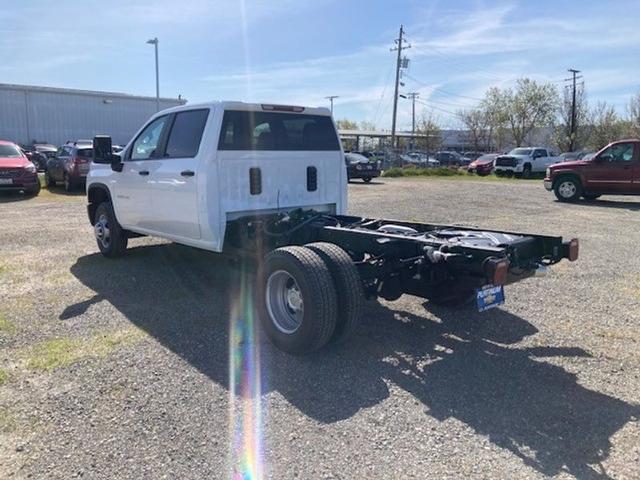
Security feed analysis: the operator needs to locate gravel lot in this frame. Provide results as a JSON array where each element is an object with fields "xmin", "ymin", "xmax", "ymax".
[{"xmin": 1, "ymin": 178, "xmax": 639, "ymax": 479}]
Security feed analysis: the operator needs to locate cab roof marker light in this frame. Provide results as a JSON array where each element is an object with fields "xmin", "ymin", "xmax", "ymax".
[{"xmin": 261, "ymin": 104, "xmax": 305, "ymax": 113}]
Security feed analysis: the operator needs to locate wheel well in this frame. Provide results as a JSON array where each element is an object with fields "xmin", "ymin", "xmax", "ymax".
[
  {"xmin": 87, "ymin": 185, "xmax": 111, "ymax": 225},
  {"xmin": 523, "ymin": 162, "xmax": 532, "ymax": 170},
  {"xmin": 553, "ymin": 173, "xmax": 581, "ymax": 189}
]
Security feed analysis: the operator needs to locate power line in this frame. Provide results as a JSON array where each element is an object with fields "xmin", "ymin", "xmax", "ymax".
[{"xmin": 404, "ymin": 73, "xmax": 484, "ymax": 101}]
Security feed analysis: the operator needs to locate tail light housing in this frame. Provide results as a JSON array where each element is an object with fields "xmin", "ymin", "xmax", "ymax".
[
  {"xmin": 567, "ymin": 238, "xmax": 579, "ymax": 261},
  {"xmin": 484, "ymin": 257, "xmax": 510, "ymax": 286}
]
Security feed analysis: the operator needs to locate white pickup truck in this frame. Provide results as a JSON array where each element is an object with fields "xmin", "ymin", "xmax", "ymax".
[
  {"xmin": 86, "ymin": 102, "xmax": 578, "ymax": 354},
  {"xmin": 494, "ymin": 147, "xmax": 562, "ymax": 178}
]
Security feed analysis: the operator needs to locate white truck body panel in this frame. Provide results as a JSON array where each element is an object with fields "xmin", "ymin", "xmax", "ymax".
[
  {"xmin": 494, "ymin": 148, "xmax": 562, "ymax": 174},
  {"xmin": 88, "ymin": 101, "xmax": 347, "ymax": 253}
]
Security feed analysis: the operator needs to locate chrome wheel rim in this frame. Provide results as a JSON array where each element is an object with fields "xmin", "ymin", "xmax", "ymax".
[
  {"xmin": 266, "ymin": 270, "xmax": 304, "ymax": 334},
  {"xmin": 558, "ymin": 181, "xmax": 576, "ymax": 198},
  {"xmin": 94, "ymin": 213, "xmax": 111, "ymax": 249}
]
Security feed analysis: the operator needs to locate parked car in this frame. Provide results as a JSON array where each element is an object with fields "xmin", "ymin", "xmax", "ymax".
[
  {"xmin": 45, "ymin": 143, "xmax": 93, "ymax": 192},
  {"xmin": 24, "ymin": 144, "xmax": 57, "ymax": 171},
  {"xmin": 463, "ymin": 151, "xmax": 483, "ymax": 161},
  {"xmin": 404, "ymin": 152, "xmax": 440, "ymax": 166},
  {"xmin": 0, "ymin": 140, "xmax": 40, "ymax": 195},
  {"xmin": 559, "ymin": 150, "xmax": 596, "ymax": 162},
  {"xmin": 467, "ymin": 153, "xmax": 498, "ymax": 176},
  {"xmin": 435, "ymin": 151, "xmax": 470, "ymax": 166},
  {"xmin": 494, "ymin": 147, "xmax": 561, "ymax": 178},
  {"xmin": 345, "ymin": 152, "xmax": 380, "ymax": 183},
  {"xmin": 544, "ymin": 139, "xmax": 640, "ymax": 202}
]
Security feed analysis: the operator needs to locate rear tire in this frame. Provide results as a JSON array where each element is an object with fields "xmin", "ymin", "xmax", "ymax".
[
  {"xmin": 257, "ymin": 246, "xmax": 338, "ymax": 355},
  {"xmin": 305, "ymin": 242, "xmax": 363, "ymax": 343},
  {"xmin": 554, "ymin": 177, "xmax": 582, "ymax": 202},
  {"xmin": 63, "ymin": 173, "xmax": 73, "ymax": 193},
  {"xmin": 94, "ymin": 202, "xmax": 128, "ymax": 257},
  {"xmin": 45, "ymin": 170, "xmax": 55, "ymax": 187}
]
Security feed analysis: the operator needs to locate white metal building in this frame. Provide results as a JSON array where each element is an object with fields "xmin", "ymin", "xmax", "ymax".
[{"xmin": 0, "ymin": 83, "xmax": 186, "ymax": 146}]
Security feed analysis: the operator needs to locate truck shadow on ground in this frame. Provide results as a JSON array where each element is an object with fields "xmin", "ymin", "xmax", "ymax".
[
  {"xmin": 66, "ymin": 243, "xmax": 639, "ymax": 480},
  {"xmin": 558, "ymin": 198, "xmax": 640, "ymax": 211}
]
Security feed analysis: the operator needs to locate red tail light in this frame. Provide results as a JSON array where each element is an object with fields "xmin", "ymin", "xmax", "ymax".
[
  {"xmin": 567, "ymin": 238, "xmax": 579, "ymax": 262},
  {"xmin": 484, "ymin": 257, "xmax": 510, "ymax": 286}
]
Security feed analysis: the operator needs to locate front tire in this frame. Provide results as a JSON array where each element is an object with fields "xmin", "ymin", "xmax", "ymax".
[
  {"xmin": 363, "ymin": 177, "xmax": 372, "ymax": 183},
  {"xmin": 554, "ymin": 177, "xmax": 582, "ymax": 202},
  {"xmin": 522, "ymin": 164, "xmax": 532, "ymax": 179},
  {"xmin": 305, "ymin": 242, "xmax": 363, "ymax": 343},
  {"xmin": 257, "ymin": 246, "xmax": 338, "ymax": 355},
  {"xmin": 94, "ymin": 202, "xmax": 128, "ymax": 257},
  {"xmin": 26, "ymin": 182, "xmax": 41, "ymax": 196}
]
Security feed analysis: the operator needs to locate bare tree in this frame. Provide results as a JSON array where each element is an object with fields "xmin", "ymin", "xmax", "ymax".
[
  {"xmin": 494, "ymin": 78, "xmax": 559, "ymax": 147},
  {"xmin": 626, "ymin": 91, "xmax": 640, "ymax": 138},
  {"xmin": 554, "ymin": 82, "xmax": 589, "ymax": 152},
  {"xmin": 415, "ymin": 112, "xmax": 442, "ymax": 152},
  {"xmin": 588, "ymin": 102, "xmax": 624, "ymax": 150},
  {"xmin": 457, "ymin": 108, "xmax": 488, "ymax": 152}
]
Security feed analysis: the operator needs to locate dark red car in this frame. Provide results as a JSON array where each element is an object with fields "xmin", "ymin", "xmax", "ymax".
[
  {"xmin": 0, "ymin": 140, "xmax": 41, "ymax": 196},
  {"xmin": 467, "ymin": 153, "xmax": 498, "ymax": 176},
  {"xmin": 544, "ymin": 139, "xmax": 640, "ymax": 202}
]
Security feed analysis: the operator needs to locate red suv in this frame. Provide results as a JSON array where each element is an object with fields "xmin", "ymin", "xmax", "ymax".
[
  {"xmin": 0, "ymin": 140, "xmax": 41, "ymax": 196},
  {"xmin": 544, "ymin": 139, "xmax": 640, "ymax": 202}
]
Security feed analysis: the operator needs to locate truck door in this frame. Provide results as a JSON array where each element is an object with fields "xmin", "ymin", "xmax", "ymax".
[
  {"xmin": 583, "ymin": 141, "xmax": 636, "ymax": 193},
  {"xmin": 149, "ymin": 109, "xmax": 209, "ymax": 240},
  {"xmin": 115, "ymin": 115, "xmax": 170, "ymax": 230},
  {"xmin": 532, "ymin": 149, "xmax": 548, "ymax": 172}
]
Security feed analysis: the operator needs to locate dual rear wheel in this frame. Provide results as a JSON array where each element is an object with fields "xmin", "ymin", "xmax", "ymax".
[{"xmin": 257, "ymin": 243, "xmax": 363, "ymax": 355}]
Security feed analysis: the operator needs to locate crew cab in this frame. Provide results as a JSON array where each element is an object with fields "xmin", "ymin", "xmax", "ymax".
[
  {"xmin": 86, "ymin": 102, "xmax": 578, "ymax": 355},
  {"xmin": 494, "ymin": 147, "xmax": 561, "ymax": 178},
  {"xmin": 544, "ymin": 139, "xmax": 640, "ymax": 202}
]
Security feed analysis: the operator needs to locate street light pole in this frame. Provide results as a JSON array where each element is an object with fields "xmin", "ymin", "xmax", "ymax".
[
  {"xmin": 147, "ymin": 37, "xmax": 160, "ymax": 112},
  {"xmin": 325, "ymin": 95, "xmax": 339, "ymax": 115}
]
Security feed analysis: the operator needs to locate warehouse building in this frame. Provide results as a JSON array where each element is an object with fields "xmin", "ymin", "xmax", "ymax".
[{"xmin": 0, "ymin": 83, "xmax": 186, "ymax": 147}]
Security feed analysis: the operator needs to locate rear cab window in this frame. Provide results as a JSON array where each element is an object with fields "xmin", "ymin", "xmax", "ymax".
[{"xmin": 218, "ymin": 111, "xmax": 340, "ymax": 151}]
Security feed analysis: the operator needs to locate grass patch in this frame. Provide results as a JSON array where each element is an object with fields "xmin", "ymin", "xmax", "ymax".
[
  {"xmin": 26, "ymin": 328, "xmax": 145, "ymax": 372},
  {"xmin": 0, "ymin": 314, "xmax": 17, "ymax": 334},
  {"xmin": 382, "ymin": 166, "xmax": 466, "ymax": 178},
  {"xmin": 0, "ymin": 368, "xmax": 8, "ymax": 385}
]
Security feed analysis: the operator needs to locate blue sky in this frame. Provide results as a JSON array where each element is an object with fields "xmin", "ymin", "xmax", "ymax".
[{"xmin": 2, "ymin": 0, "xmax": 639, "ymax": 130}]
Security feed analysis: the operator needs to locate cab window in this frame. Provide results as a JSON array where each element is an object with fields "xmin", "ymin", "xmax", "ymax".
[
  {"xmin": 599, "ymin": 142, "xmax": 635, "ymax": 162},
  {"xmin": 131, "ymin": 116, "xmax": 168, "ymax": 160},
  {"xmin": 164, "ymin": 109, "xmax": 209, "ymax": 158}
]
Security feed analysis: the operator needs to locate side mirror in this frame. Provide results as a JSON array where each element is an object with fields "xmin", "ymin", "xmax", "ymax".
[{"xmin": 93, "ymin": 135, "xmax": 123, "ymax": 172}]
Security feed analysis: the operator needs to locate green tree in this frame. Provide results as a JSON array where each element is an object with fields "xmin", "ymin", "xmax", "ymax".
[
  {"xmin": 626, "ymin": 91, "xmax": 640, "ymax": 138},
  {"xmin": 335, "ymin": 119, "xmax": 358, "ymax": 130},
  {"xmin": 494, "ymin": 78, "xmax": 559, "ymax": 147}
]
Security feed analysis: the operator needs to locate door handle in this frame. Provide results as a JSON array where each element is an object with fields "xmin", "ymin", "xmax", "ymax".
[
  {"xmin": 139, "ymin": 170, "xmax": 149, "ymax": 176},
  {"xmin": 180, "ymin": 170, "xmax": 195, "ymax": 177}
]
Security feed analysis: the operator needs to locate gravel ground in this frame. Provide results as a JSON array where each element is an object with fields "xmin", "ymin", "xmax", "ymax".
[{"xmin": 1, "ymin": 178, "xmax": 639, "ymax": 479}]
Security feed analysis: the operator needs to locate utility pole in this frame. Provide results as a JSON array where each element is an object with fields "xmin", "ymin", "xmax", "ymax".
[
  {"xmin": 325, "ymin": 95, "xmax": 339, "ymax": 115},
  {"xmin": 406, "ymin": 92, "xmax": 419, "ymax": 151},
  {"xmin": 390, "ymin": 25, "xmax": 410, "ymax": 152},
  {"xmin": 566, "ymin": 68, "xmax": 582, "ymax": 152},
  {"xmin": 147, "ymin": 37, "xmax": 160, "ymax": 112}
]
